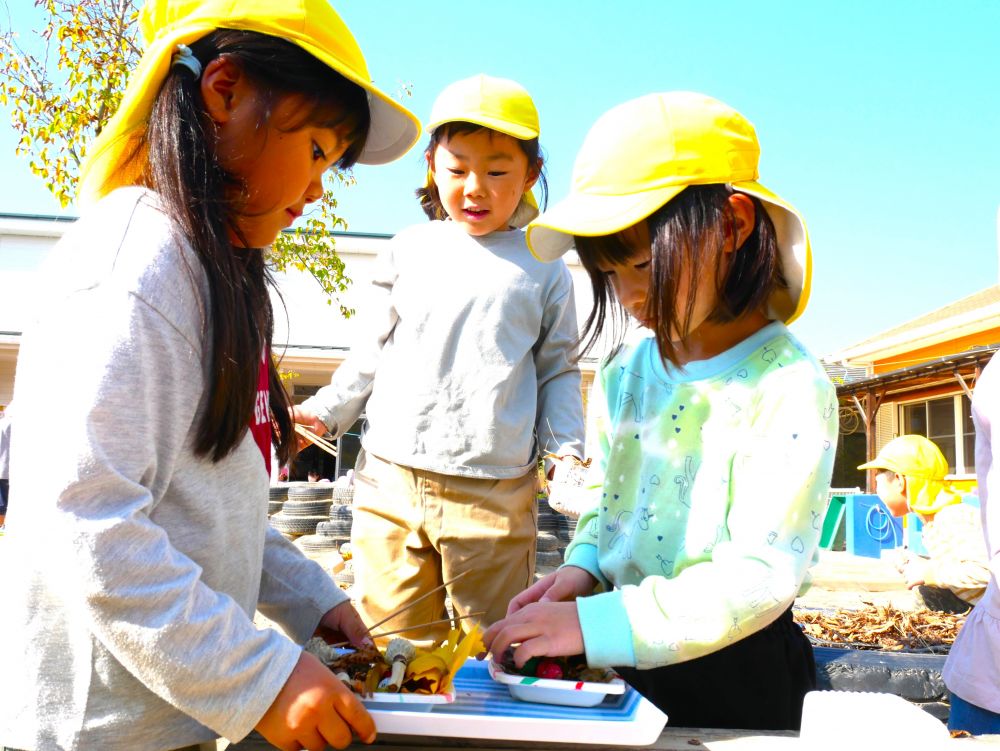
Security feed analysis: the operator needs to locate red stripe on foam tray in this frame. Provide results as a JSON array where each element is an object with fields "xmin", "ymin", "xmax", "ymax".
[{"xmin": 575, "ymin": 682, "xmax": 584, "ymax": 690}]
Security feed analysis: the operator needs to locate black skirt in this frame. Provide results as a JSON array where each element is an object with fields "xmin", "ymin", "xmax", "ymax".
[{"xmin": 614, "ymin": 607, "xmax": 815, "ymax": 731}]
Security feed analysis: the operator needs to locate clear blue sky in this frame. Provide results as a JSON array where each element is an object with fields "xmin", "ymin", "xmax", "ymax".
[{"xmin": 2, "ymin": 0, "xmax": 999, "ymax": 357}]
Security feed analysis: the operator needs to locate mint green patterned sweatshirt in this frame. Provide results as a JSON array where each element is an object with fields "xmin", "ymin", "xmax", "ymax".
[{"xmin": 564, "ymin": 322, "xmax": 838, "ymax": 670}]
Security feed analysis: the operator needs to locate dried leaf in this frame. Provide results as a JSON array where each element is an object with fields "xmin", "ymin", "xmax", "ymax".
[{"xmin": 794, "ymin": 604, "xmax": 965, "ymax": 652}]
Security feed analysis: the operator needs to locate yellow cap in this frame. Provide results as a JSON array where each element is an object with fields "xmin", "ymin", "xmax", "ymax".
[
  {"xmin": 858, "ymin": 434, "xmax": 962, "ymax": 516},
  {"xmin": 527, "ymin": 92, "xmax": 812, "ymax": 324},
  {"xmin": 79, "ymin": 0, "xmax": 421, "ymax": 205},
  {"xmin": 426, "ymin": 74, "xmax": 539, "ymax": 140},
  {"xmin": 425, "ymin": 74, "xmax": 541, "ymax": 228}
]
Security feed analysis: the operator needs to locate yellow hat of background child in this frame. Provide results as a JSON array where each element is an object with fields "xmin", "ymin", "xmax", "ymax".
[
  {"xmin": 79, "ymin": 0, "xmax": 421, "ymax": 205},
  {"xmin": 426, "ymin": 74, "xmax": 539, "ymax": 140},
  {"xmin": 425, "ymin": 74, "xmax": 540, "ymax": 228},
  {"xmin": 857, "ymin": 434, "xmax": 962, "ymax": 515},
  {"xmin": 527, "ymin": 92, "xmax": 812, "ymax": 324}
]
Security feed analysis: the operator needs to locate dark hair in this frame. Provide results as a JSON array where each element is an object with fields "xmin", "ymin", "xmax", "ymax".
[
  {"xmin": 144, "ymin": 29, "xmax": 371, "ymax": 466},
  {"xmin": 574, "ymin": 184, "xmax": 786, "ymax": 367},
  {"xmin": 414, "ymin": 121, "xmax": 547, "ymax": 221}
]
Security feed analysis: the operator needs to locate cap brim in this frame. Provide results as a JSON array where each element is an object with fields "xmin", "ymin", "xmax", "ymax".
[
  {"xmin": 293, "ymin": 37, "xmax": 420, "ymax": 166},
  {"xmin": 425, "ymin": 113, "xmax": 537, "ymax": 141},
  {"xmin": 527, "ymin": 186, "xmax": 685, "ymax": 262},
  {"xmin": 731, "ymin": 181, "xmax": 812, "ymax": 325},
  {"xmin": 355, "ymin": 90, "xmax": 420, "ymax": 164},
  {"xmin": 857, "ymin": 461, "xmax": 885, "ymax": 471}
]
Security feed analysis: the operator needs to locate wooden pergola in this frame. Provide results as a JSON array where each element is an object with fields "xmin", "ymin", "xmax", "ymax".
[{"xmin": 835, "ymin": 344, "xmax": 999, "ymax": 481}]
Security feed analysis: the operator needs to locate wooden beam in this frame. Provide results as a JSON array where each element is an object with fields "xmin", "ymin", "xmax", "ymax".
[{"xmin": 953, "ymin": 369, "xmax": 974, "ymax": 400}]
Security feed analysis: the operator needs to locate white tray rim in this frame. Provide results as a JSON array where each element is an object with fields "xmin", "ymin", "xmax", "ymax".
[{"xmin": 488, "ymin": 658, "xmax": 626, "ymax": 695}]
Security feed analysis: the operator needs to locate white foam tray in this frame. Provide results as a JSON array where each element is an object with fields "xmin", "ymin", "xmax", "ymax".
[{"xmin": 369, "ymin": 659, "xmax": 667, "ymax": 746}]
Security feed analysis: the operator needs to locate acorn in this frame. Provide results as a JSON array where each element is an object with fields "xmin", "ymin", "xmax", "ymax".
[{"xmin": 535, "ymin": 659, "xmax": 564, "ymax": 680}]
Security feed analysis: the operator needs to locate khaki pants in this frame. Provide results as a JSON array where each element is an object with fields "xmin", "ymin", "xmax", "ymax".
[{"xmin": 351, "ymin": 450, "xmax": 537, "ymax": 646}]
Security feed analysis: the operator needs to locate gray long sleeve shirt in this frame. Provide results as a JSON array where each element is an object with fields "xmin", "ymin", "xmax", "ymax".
[
  {"xmin": 0, "ymin": 188, "xmax": 347, "ymax": 750},
  {"xmin": 303, "ymin": 220, "xmax": 585, "ymax": 479}
]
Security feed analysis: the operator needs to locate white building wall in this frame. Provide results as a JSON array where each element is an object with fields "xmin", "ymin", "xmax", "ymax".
[{"xmin": 0, "ymin": 214, "xmax": 606, "ymax": 409}]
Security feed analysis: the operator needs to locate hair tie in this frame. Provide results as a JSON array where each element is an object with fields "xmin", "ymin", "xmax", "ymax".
[{"xmin": 171, "ymin": 43, "xmax": 202, "ymax": 79}]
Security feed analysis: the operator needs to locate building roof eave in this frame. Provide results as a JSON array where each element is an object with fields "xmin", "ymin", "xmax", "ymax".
[
  {"xmin": 830, "ymin": 301, "xmax": 1000, "ymax": 365},
  {"xmin": 835, "ymin": 344, "xmax": 1000, "ymax": 399}
]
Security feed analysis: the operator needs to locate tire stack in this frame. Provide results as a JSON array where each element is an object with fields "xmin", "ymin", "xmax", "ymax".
[
  {"xmin": 269, "ymin": 483, "xmax": 333, "ymax": 541},
  {"xmin": 332, "ymin": 484, "xmax": 354, "ymax": 504},
  {"xmin": 268, "ymin": 484, "xmax": 288, "ymax": 516},
  {"xmin": 535, "ymin": 489, "xmax": 573, "ymax": 571},
  {"xmin": 294, "ymin": 488, "xmax": 355, "ymax": 590}
]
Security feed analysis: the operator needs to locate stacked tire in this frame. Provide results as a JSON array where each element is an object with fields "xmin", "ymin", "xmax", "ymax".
[
  {"xmin": 269, "ymin": 483, "xmax": 332, "ymax": 539},
  {"xmin": 535, "ymin": 491, "xmax": 574, "ymax": 570},
  {"xmin": 332, "ymin": 485, "xmax": 354, "ymax": 504},
  {"xmin": 268, "ymin": 484, "xmax": 288, "ymax": 516},
  {"xmin": 289, "ymin": 488, "xmax": 355, "ymax": 589}
]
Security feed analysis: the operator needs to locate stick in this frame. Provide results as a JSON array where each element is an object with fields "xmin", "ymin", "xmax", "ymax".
[
  {"xmin": 330, "ymin": 611, "xmax": 486, "ymax": 649},
  {"xmin": 372, "ymin": 611, "xmax": 486, "ymax": 641},
  {"xmin": 365, "ymin": 569, "xmax": 472, "ymax": 635},
  {"xmin": 295, "ymin": 423, "xmax": 338, "ymax": 457},
  {"xmin": 295, "ymin": 423, "xmax": 338, "ymax": 456}
]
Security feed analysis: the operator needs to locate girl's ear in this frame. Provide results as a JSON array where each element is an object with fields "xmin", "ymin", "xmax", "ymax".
[
  {"xmin": 200, "ymin": 57, "xmax": 246, "ymax": 125},
  {"xmin": 523, "ymin": 158, "xmax": 542, "ymax": 192},
  {"xmin": 726, "ymin": 192, "xmax": 756, "ymax": 251}
]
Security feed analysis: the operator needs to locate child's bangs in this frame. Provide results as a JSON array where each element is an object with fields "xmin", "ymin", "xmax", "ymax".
[
  {"xmin": 433, "ymin": 121, "xmax": 541, "ymax": 163},
  {"xmin": 574, "ymin": 231, "xmax": 636, "ymax": 275},
  {"xmin": 281, "ymin": 93, "xmax": 370, "ymax": 169},
  {"xmin": 435, "ymin": 121, "xmax": 491, "ymax": 142}
]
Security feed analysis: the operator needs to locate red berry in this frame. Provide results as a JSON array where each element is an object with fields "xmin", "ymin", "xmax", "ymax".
[{"xmin": 535, "ymin": 659, "xmax": 564, "ymax": 680}]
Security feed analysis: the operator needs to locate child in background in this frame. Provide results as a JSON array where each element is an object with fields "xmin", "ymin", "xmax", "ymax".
[
  {"xmin": 295, "ymin": 74, "xmax": 585, "ymax": 645},
  {"xmin": 0, "ymin": 1, "xmax": 419, "ymax": 749},
  {"xmin": 484, "ymin": 92, "xmax": 838, "ymax": 731},
  {"xmin": 858, "ymin": 434, "xmax": 987, "ymax": 613},
  {"xmin": 944, "ymin": 351, "xmax": 1000, "ymax": 734}
]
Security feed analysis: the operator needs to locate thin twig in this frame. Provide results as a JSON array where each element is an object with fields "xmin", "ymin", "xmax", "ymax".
[
  {"xmin": 365, "ymin": 569, "xmax": 472, "ymax": 635},
  {"xmin": 294, "ymin": 423, "xmax": 338, "ymax": 457},
  {"xmin": 331, "ymin": 611, "xmax": 486, "ymax": 649}
]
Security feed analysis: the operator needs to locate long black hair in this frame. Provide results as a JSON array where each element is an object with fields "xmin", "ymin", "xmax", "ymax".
[
  {"xmin": 143, "ymin": 29, "xmax": 370, "ymax": 465},
  {"xmin": 415, "ymin": 121, "xmax": 547, "ymax": 220},
  {"xmin": 574, "ymin": 184, "xmax": 786, "ymax": 367}
]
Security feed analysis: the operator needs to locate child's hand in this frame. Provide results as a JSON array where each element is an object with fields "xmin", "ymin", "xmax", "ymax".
[
  {"xmin": 314, "ymin": 601, "xmax": 374, "ymax": 650},
  {"xmin": 291, "ymin": 406, "xmax": 330, "ymax": 452},
  {"xmin": 483, "ymin": 601, "xmax": 584, "ymax": 670},
  {"xmin": 901, "ymin": 557, "xmax": 930, "ymax": 589},
  {"xmin": 506, "ymin": 565, "xmax": 597, "ymax": 616},
  {"xmin": 255, "ymin": 651, "xmax": 376, "ymax": 750}
]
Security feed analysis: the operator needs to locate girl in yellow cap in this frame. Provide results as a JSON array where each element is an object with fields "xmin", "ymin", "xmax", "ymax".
[
  {"xmin": 859, "ymin": 434, "xmax": 987, "ymax": 613},
  {"xmin": 0, "ymin": 1, "xmax": 419, "ymax": 749},
  {"xmin": 484, "ymin": 92, "xmax": 838, "ymax": 731},
  {"xmin": 294, "ymin": 74, "xmax": 585, "ymax": 647}
]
